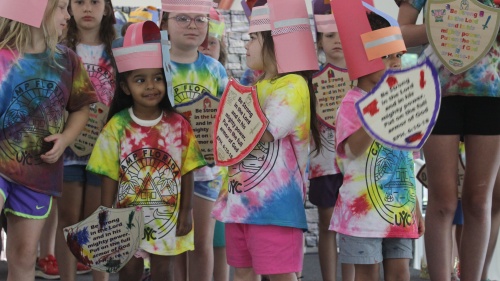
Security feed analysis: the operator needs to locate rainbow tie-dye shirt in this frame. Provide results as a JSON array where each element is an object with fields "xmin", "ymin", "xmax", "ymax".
[
  {"xmin": 0, "ymin": 46, "xmax": 96, "ymax": 196},
  {"xmin": 171, "ymin": 53, "xmax": 228, "ymax": 182},
  {"xmin": 212, "ymin": 74, "xmax": 310, "ymax": 229},
  {"xmin": 64, "ymin": 44, "xmax": 116, "ymax": 165},
  {"xmin": 331, "ymin": 88, "xmax": 419, "ymax": 238},
  {"xmin": 87, "ymin": 109, "xmax": 206, "ymax": 255}
]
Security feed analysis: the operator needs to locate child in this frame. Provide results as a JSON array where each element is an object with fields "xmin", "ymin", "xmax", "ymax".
[
  {"xmin": 0, "ymin": 0, "xmax": 96, "ymax": 280},
  {"xmin": 56, "ymin": 0, "xmax": 117, "ymax": 280},
  {"xmin": 86, "ymin": 21, "xmax": 206, "ymax": 281},
  {"xmin": 212, "ymin": 1, "xmax": 321, "ymax": 280},
  {"xmin": 397, "ymin": 1, "xmax": 500, "ymax": 280},
  {"xmin": 309, "ymin": 1, "xmax": 355, "ymax": 280},
  {"xmin": 329, "ymin": 2, "xmax": 424, "ymax": 280},
  {"xmin": 160, "ymin": 1, "xmax": 229, "ymax": 280}
]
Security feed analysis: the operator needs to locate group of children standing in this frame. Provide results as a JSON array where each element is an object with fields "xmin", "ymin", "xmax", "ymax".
[{"xmin": 0, "ymin": 0, "xmax": 499, "ymax": 281}]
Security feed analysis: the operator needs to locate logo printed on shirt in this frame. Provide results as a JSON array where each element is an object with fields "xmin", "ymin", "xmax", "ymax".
[
  {"xmin": 365, "ymin": 142, "xmax": 416, "ymax": 227},
  {"xmin": 173, "ymin": 83, "xmax": 212, "ymax": 104},
  {"xmin": 85, "ymin": 63, "xmax": 115, "ymax": 107},
  {"xmin": 319, "ymin": 125, "xmax": 336, "ymax": 153},
  {"xmin": 228, "ymin": 142, "xmax": 280, "ymax": 194},
  {"xmin": 119, "ymin": 148, "xmax": 180, "ymax": 241},
  {"xmin": 0, "ymin": 79, "xmax": 65, "ymax": 165}
]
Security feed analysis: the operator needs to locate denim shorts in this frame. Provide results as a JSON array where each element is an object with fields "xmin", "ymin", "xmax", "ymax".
[
  {"xmin": 338, "ymin": 233, "xmax": 413, "ymax": 264},
  {"xmin": 194, "ymin": 175, "xmax": 223, "ymax": 201},
  {"xmin": 63, "ymin": 165, "xmax": 102, "ymax": 186},
  {"xmin": 0, "ymin": 176, "xmax": 52, "ymax": 219}
]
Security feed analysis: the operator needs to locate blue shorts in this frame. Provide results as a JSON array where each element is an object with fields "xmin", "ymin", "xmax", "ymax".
[
  {"xmin": 338, "ymin": 233, "xmax": 413, "ymax": 264},
  {"xmin": 453, "ymin": 199, "xmax": 464, "ymax": 225},
  {"xmin": 63, "ymin": 165, "xmax": 102, "ymax": 186},
  {"xmin": 194, "ymin": 176, "xmax": 223, "ymax": 201},
  {"xmin": 0, "ymin": 176, "xmax": 52, "ymax": 219}
]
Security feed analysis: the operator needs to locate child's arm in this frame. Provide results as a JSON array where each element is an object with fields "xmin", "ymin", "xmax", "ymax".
[
  {"xmin": 343, "ymin": 126, "xmax": 373, "ymax": 159},
  {"xmin": 40, "ymin": 105, "xmax": 90, "ymax": 163},
  {"xmin": 398, "ymin": 2, "xmax": 428, "ymax": 47},
  {"xmin": 177, "ymin": 171, "xmax": 194, "ymax": 236},
  {"xmin": 260, "ymin": 130, "xmax": 274, "ymax": 143},
  {"xmin": 101, "ymin": 176, "xmax": 118, "ymax": 208},
  {"xmin": 416, "ymin": 197, "xmax": 425, "ymax": 237}
]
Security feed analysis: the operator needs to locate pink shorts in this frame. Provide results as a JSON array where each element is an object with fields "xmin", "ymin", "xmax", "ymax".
[{"xmin": 225, "ymin": 223, "xmax": 303, "ymax": 275}]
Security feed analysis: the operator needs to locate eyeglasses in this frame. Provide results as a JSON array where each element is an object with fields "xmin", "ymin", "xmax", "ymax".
[{"xmin": 168, "ymin": 15, "xmax": 209, "ymax": 28}]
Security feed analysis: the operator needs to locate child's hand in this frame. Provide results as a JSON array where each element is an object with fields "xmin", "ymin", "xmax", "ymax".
[
  {"xmin": 40, "ymin": 134, "xmax": 70, "ymax": 163},
  {"xmin": 176, "ymin": 209, "xmax": 193, "ymax": 236},
  {"xmin": 418, "ymin": 215, "xmax": 425, "ymax": 237}
]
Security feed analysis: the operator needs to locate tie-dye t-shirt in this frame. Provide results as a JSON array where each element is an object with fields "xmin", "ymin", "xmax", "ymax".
[
  {"xmin": 87, "ymin": 109, "xmax": 206, "ymax": 255},
  {"xmin": 331, "ymin": 88, "xmax": 418, "ymax": 238},
  {"xmin": 64, "ymin": 44, "xmax": 116, "ymax": 165},
  {"xmin": 0, "ymin": 46, "xmax": 96, "ymax": 196},
  {"xmin": 172, "ymin": 53, "xmax": 228, "ymax": 182},
  {"xmin": 309, "ymin": 64, "xmax": 343, "ymax": 179},
  {"xmin": 212, "ymin": 74, "xmax": 310, "ymax": 229},
  {"xmin": 406, "ymin": 0, "xmax": 500, "ymax": 97}
]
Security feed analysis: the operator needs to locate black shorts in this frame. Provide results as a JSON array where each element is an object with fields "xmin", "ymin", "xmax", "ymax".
[
  {"xmin": 308, "ymin": 173, "xmax": 343, "ymax": 208},
  {"xmin": 432, "ymin": 96, "xmax": 500, "ymax": 135}
]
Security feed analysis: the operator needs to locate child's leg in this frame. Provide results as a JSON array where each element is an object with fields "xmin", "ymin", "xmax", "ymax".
[
  {"xmin": 317, "ymin": 206, "xmax": 337, "ymax": 281},
  {"xmin": 482, "ymin": 167, "xmax": 500, "ymax": 279},
  {"xmin": 382, "ymin": 258, "xmax": 410, "ymax": 281},
  {"xmin": 354, "ymin": 264, "xmax": 379, "ymax": 281},
  {"xmin": 150, "ymin": 254, "xmax": 174, "ymax": 281},
  {"xmin": 118, "ymin": 255, "xmax": 144, "ymax": 281},
  {"xmin": 213, "ymin": 220, "xmax": 230, "ymax": 281},
  {"xmin": 341, "ymin": 264, "xmax": 355, "ymax": 281},
  {"xmin": 460, "ymin": 135, "xmax": 500, "ymax": 281},
  {"xmin": 5, "ymin": 213, "xmax": 45, "ymax": 281},
  {"xmin": 56, "ymin": 180, "xmax": 84, "ymax": 281},
  {"xmin": 234, "ymin": 267, "xmax": 260, "ymax": 281},
  {"xmin": 422, "ymin": 135, "xmax": 460, "ymax": 280},
  {"xmin": 268, "ymin": 273, "xmax": 298, "ymax": 281},
  {"xmin": 188, "ymin": 192, "xmax": 216, "ymax": 281},
  {"xmin": 173, "ymin": 252, "xmax": 187, "ymax": 281},
  {"xmin": 38, "ymin": 199, "xmax": 57, "ymax": 259}
]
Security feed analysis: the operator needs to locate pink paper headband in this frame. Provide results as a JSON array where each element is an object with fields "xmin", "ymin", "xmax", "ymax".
[
  {"xmin": 248, "ymin": 5, "xmax": 271, "ymax": 33},
  {"xmin": 314, "ymin": 14, "xmax": 337, "ymax": 33},
  {"xmin": 162, "ymin": 0, "xmax": 213, "ymax": 15},
  {"xmin": 0, "ymin": 0, "xmax": 48, "ymax": 28}
]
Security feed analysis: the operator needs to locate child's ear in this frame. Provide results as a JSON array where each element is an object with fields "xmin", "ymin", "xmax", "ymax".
[{"xmin": 120, "ymin": 81, "xmax": 131, "ymax": 96}]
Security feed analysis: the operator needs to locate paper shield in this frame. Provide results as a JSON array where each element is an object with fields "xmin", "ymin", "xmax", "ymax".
[
  {"xmin": 425, "ymin": 0, "xmax": 500, "ymax": 74},
  {"xmin": 355, "ymin": 59, "xmax": 441, "ymax": 150},
  {"xmin": 214, "ymin": 78, "xmax": 268, "ymax": 166},
  {"xmin": 312, "ymin": 64, "xmax": 355, "ymax": 129},
  {"xmin": 416, "ymin": 155, "xmax": 465, "ymax": 193},
  {"xmin": 175, "ymin": 92, "xmax": 220, "ymax": 167},
  {"xmin": 330, "ymin": 0, "xmax": 385, "ymax": 80},
  {"xmin": 63, "ymin": 206, "xmax": 143, "ymax": 273},
  {"xmin": 268, "ymin": 0, "xmax": 318, "ymax": 73},
  {"xmin": 0, "ymin": 0, "xmax": 48, "ymax": 27},
  {"xmin": 70, "ymin": 102, "xmax": 109, "ymax": 157}
]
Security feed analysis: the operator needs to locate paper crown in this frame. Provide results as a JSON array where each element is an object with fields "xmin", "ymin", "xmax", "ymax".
[
  {"xmin": 128, "ymin": 7, "xmax": 154, "ymax": 23},
  {"xmin": 113, "ymin": 21, "xmax": 175, "ymax": 106},
  {"xmin": 330, "ymin": 0, "xmax": 406, "ymax": 80},
  {"xmin": 241, "ymin": 0, "xmax": 267, "ymax": 18},
  {"xmin": 162, "ymin": 0, "xmax": 213, "ymax": 15},
  {"xmin": 0, "ymin": 0, "xmax": 48, "ymax": 28},
  {"xmin": 248, "ymin": 5, "xmax": 270, "ymax": 33},
  {"xmin": 209, "ymin": 8, "xmax": 225, "ymax": 39},
  {"xmin": 269, "ymin": 0, "xmax": 319, "ymax": 73},
  {"xmin": 314, "ymin": 14, "xmax": 337, "ymax": 33}
]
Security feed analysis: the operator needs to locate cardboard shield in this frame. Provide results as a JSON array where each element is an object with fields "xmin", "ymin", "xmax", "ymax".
[
  {"xmin": 214, "ymin": 78, "xmax": 268, "ymax": 166},
  {"xmin": 176, "ymin": 93, "xmax": 220, "ymax": 167},
  {"xmin": 355, "ymin": 59, "xmax": 441, "ymax": 150},
  {"xmin": 313, "ymin": 64, "xmax": 355, "ymax": 129},
  {"xmin": 70, "ymin": 102, "xmax": 109, "ymax": 157},
  {"xmin": 63, "ymin": 206, "xmax": 143, "ymax": 273},
  {"xmin": 425, "ymin": 0, "xmax": 500, "ymax": 74}
]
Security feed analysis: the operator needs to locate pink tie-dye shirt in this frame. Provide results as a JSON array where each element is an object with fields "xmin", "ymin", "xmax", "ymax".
[
  {"xmin": 212, "ymin": 74, "xmax": 310, "ymax": 229},
  {"xmin": 330, "ymin": 88, "xmax": 419, "ymax": 238}
]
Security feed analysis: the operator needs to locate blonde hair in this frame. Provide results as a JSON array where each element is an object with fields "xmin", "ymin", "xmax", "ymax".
[{"xmin": 0, "ymin": 0, "xmax": 61, "ymax": 64}]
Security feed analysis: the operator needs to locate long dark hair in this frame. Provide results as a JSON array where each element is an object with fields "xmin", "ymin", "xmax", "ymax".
[
  {"xmin": 64, "ymin": 0, "xmax": 116, "ymax": 56},
  {"xmin": 107, "ymin": 69, "xmax": 177, "ymax": 121},
  {"xmin": 258, "ymin": 31, "xmax": 322, "ymax": 154}
]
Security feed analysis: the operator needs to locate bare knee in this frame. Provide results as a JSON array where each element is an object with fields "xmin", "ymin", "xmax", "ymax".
[
  {"xmin": 462, "ymin": 193, "xmax": 491, "ymax": 219},
  {"xmin": 7, "ymin": 244, "xmax": 36, "ymax": 269},
  {"xmin": 384, "ymin": 270, "xmax": 410, "ymax": 281}
]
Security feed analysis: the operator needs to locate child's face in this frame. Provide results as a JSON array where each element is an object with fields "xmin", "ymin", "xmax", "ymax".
[
  {"xmin": 166, "ymin": 13, "xmax": 209, "ymax": 51},
  {"xmin": 121, "ymin": 68, "xmax": 166, "ymax": 112},
  {"xmin": 367, "ymin": 51, "xmax": 404, "ymax": 85},
  {"xmin": 245, "ymin": 33, "xmax": 264, "ymax": 71},
  {"xmin": 70, "ymin": 0, "xmax": 106, "ymax": 33},
  {"xmin": 54, "ymin": 0, "xmax": 70, "ymax": 37},
  {"xmin": 198, "ymin": 36, "xmax": 221, "ymax": 61},
  {"xmin": 319, "ymin": 32, "xmax": 344, "ymax": 62}
]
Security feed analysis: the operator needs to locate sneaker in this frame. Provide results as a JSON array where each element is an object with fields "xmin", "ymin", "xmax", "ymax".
[
  {"xmin": 76, "ymin": 261, "xmax": 92, "ymax": 275},
  {"xmin": 35, "ymin": 255, "xmax": 60, "ymax": 280}
]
